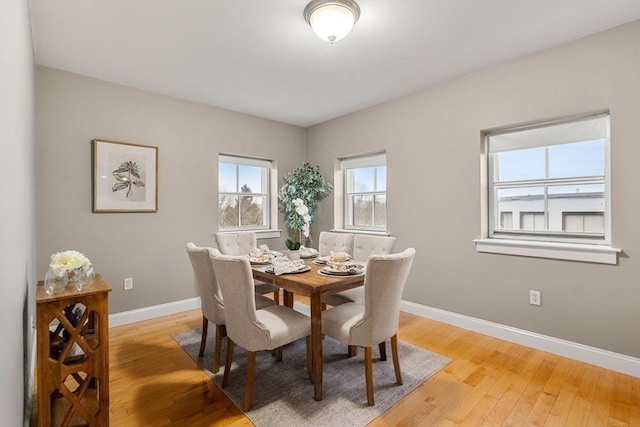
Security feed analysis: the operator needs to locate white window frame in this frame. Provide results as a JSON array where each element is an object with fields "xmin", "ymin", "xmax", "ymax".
[
  {"xmin": 218, "ymin": 154, "xmax": 280, "ymax": 239},
  {"xmin": 333, "ymin": 152, "xmax": 389, "ymax": 234},
  {"xmin": 475, "ymin": 112, "xmax": 620, "ymax": 264}
]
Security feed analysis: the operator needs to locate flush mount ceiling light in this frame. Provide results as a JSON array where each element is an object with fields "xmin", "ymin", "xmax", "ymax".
[{"xmin": 303, "ymin": 0, "xmax": 361, "ymax": 43}]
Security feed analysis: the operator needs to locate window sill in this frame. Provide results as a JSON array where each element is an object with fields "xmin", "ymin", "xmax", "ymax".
[
  {"xmin": 331, "ymin": 229, "xmax": 391, "ymax": 237},
  {"xmin": 216, "ymin": 229, "xmax": 281, "ymax": 239},
  {"xmin": 473, "ymin": 238, "xmax": 621, "ymax": 265}
]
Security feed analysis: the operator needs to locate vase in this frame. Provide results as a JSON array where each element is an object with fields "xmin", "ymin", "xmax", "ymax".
[
  {"xmin": 71, "ymin": 266, "xmax": 95, "ymax": 291},
  {"xmin": 44, "ymin": 268, "xmax": 68, "ymax": 295},
  {"xmin": 287, "ymin": 250, "xmax": 301, "ymax": 261}
]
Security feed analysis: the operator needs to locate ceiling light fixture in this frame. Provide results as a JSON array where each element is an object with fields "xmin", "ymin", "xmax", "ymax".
[{"xmin": 303, "ymin": 0, "xmax": 361, "ymax": 44}]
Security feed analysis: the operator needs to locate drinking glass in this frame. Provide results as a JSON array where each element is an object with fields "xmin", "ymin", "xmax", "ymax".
[
  {"xmin": 44, "ymin": 268, "xmax": 68, "ymax": 295},
  {"xmin": 75, "ymin": 266, "xmax": 95, "ymax": 291}
]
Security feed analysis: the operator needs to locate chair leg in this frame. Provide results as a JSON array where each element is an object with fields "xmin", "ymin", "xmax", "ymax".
[
  {"xmin": 244, "ymin": 351, "xmax": 256, "ymax": 411},
  {"xmin": 274, "ymin": 346, "xmax": 283, "ymax": 362},
  {"xmin": 213, "ymin": 324, "xmax": 225, "ymax": 374},
  {"xmin": 222, "ymin": 339, "xmax": 234, "ymax": 388},
  {"xmin": 306, "ymin": 336, "xmax": 312, "ymax": 382},
  {"xmin": 379, "ymin": 341, "xmax": 387, "ymax": 361},
  {"xmin": 198, "ymin": 316, "xmax": 208, "ymax": 357},
  {"xmin": 391, "ymin": 334, "xmax": 402, "ymax": 385},
  {"xmin": 273, "ymin": 290, "xmax": 280, "ymax": 305},
  {"xmin": 348, "ymin": 345, "xmax": 358, "ymax": 358},
  {"xmin": 364, "ymin": 346, "xmax": 374, "ymax": 406}
]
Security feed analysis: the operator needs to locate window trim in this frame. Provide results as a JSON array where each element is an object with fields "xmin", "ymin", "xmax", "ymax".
[
  {"xmin": 477, "ymin": 112, "xmax": 620, "ymax": 264},
  {"xmin": 217, "ymin": 154, "xmax": 280, "ymax": 237}
]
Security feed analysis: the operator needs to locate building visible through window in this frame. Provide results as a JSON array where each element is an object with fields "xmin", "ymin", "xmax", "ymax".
[{"xmin": 486, "ymin": 113, "xmax": 609, "ymax": 244}]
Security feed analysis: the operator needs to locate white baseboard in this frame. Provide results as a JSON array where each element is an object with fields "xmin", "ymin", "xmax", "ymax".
[
  {"xmin": 109, "ymin": 297, "xmax": 201, "ymax": 328},
  {"xmin": 107, "ymin": 297, "xmax": 638, "ymax": 378},
  {"xmin": 401, "ymin": 300, "xmax": 639, "ymax": 378}
]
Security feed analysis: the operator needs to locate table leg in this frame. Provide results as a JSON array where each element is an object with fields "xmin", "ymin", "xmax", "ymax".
[
  {"xmin": 310, "ymin": 293, "xmax": 323, "ymax": 400},
  {"xmin": 283, "ymin": 290, "xmax": 294, "ymax": 308}
]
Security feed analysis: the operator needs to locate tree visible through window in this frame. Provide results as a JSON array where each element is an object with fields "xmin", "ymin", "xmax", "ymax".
[
  {"xmin": 218, "ymin": 155, "xmax": 270, "ymax": 230},
  {"xmin": 342, "ymin": 153, "xmax": 387, "ymax": 231}
]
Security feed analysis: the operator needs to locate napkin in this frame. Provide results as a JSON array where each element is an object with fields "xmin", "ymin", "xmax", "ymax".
[
  {"xmin": 329, "ymin": 251, "xmax": 350, "ymax": 262},
  {"xmin": 249, "ymin": 244, "xmax": 271, "ymax": 262},
  {"xmin": 300, "ymin": 246, "xmax": 319, "ymax": 258},
  {"xmin": 272, "ymin": 257, "xmax": 306, "ymax": 275}
]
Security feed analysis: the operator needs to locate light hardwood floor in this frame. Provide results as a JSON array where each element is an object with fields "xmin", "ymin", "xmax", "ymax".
[{"xmin": 105, "ymin": 298, "xmax": 638, "ymax": 426}]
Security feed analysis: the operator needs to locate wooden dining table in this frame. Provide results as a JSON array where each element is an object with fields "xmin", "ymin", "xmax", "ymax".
[{"xmin": 251, "ymin": 258, "xmax": 365, "ymax": 401}]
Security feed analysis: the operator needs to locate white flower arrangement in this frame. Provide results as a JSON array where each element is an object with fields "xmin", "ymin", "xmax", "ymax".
[
  {"xmin": 49, "ymin": 250, "xmax": 92, "ymax": 275},
  {"xmin": 293, "ymin": 198, "xmax": 312, "ymax": 238},
  {"xmin": 285, "ymin": 198, "xmax": 312, "ymax": 250}
]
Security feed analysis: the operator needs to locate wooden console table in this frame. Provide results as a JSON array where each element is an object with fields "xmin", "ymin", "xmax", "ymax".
[{"xmin": 36, "ymin": 274, "xmax": 111, "ymax": 427}]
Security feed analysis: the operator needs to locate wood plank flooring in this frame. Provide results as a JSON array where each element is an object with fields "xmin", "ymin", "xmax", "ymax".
[{"xmin": 102, "ymin": 298, "xmax": 638, "ymax": 426}]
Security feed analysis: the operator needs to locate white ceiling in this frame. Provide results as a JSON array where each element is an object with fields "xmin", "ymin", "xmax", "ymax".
[{"xmin": 29, "ymin": 1, "xmax": 640, "ymax": 127}]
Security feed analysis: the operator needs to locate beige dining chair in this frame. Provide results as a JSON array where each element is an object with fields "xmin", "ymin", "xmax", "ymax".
[
  {"xmin": 209, "ymin": 250, "xmax": 312, "ymax": 411},
  {"xmin": 322, "ymin": 234, "xmax": 396, "ymax": 307},
  {"xmin": 318, "ymin": 231, "xmax": 355, "ymax": 257},
  {"xmin": 185, "ymin": 243, "xmax": 274, "ymax": 373},
  {"xmin": 321, "ymin": 248, "xmax": 416, "ymax": 406},
  {"xmin": 214, "ymin": 231, "xmax": 281, "ymax": 304}
]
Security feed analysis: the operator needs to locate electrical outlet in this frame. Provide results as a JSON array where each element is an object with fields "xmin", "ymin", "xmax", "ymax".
[
  {"xmin": 124, "ymin": 277, "xmax": 133, "ymax": 290},
  {"xmin": 31, "ymin": 315, "xmax": 35, "ymax": 330},
  {"xmin": 529, "ymin": 290, "xmax": 541, "ymax": 306}
]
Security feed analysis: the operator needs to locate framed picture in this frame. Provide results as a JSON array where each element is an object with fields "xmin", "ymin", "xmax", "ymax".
[{"xmin": 92, "ymin": 139, "xmax": 158, "ymax": 212}]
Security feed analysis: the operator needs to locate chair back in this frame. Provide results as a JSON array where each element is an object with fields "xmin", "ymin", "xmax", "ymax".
[
  {"xmin": 209, "ymin": 251, "xmax": 271, "ymax": 350},
  {"xmin": 214, "ymin": 231, "xmax": 257, "ymax": 255},
  {"xmin": 350, "ymin": 248, "xmax": 416, "ymax": 346},
  {"xmin": 318, "ymin": 231, "xmax": 354, "ymax": 257},
  {"xmin": 186, "ymin": 243, "xmax": 225, "ymax": 325},
  {"xmin": 353, "ymin": 234, "xmax": 396, "ymax": 262}
]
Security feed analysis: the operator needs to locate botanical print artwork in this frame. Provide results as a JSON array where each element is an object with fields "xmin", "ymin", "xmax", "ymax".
[
  {"xmin": 112, "ymin": 161, "xmax": 146, "ymax": 199},
  {"xmin": 109, "ymin": 152, "xmax": 146, "ymax": 202}
]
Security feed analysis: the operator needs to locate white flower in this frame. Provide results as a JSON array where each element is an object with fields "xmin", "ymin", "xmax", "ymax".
[{"xmin": 49, "ymin": 250, "xmax": 91, "ymax": 274}]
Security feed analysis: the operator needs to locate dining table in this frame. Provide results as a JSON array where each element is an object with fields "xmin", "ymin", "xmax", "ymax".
[{"xmin": 251, "ymin": 258, "xmax": 365, "ymax": 401}]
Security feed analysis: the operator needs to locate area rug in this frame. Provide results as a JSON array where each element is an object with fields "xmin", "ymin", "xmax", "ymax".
[{"xmin": 172, "ymin": 304, "xmax": 450, "ymax": 426}]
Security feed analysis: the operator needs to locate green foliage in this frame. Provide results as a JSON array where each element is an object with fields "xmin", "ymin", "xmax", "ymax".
[
  {"xmin": 285, "ymin": 239, "xmax": 301, "ymax": 250},
  {"xmin": 279, "ymin": 162, "xmax": 332, "ymax": 241}
]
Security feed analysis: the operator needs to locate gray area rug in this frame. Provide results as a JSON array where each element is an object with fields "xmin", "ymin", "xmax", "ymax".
[{"xmin": 171, "ymin": 304, "xmax": 450, "ymax": 426}]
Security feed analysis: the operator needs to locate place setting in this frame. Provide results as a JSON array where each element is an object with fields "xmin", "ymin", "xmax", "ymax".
[
  {"xmin": 315, "ymin": 252, "xmax": 365, "ymax": 276},
  {"xmin": 248, "ymin": 245, "xmax": 281, "ymax": 265},
  {"xmin": 265, "ymin": 257, "xmax": 311, "ymax": 275}
]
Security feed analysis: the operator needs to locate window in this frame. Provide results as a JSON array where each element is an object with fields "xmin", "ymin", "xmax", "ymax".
[
  {"xmin": 218, "ymin": 155, "xmax": 272, "ymax": 231},
  {"xmin": 476, "ymin": 112, "xmax": 619, "ymax": 265},
  {"xmin": 487, "ymin": 113, "xmax": 609, "ymax": 244},
  {"xmin": 341, "ymin": 153, "xmax": 387, "ymax": 231}
]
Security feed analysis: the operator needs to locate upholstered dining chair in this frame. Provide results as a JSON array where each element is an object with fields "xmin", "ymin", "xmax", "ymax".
[
  {"xmin": 214, "ymin": 231, "xmax": 281, "ymax": 304},
  {"xmin": 321, "ymin": 248, "xmax": 416, "ymax": 406},
  {"xmin": 318, "ymin": 231, "xmax": 355, "ymax": 257},
  {"xmin": 185, "ymin": 243, "xmax": 274, "ymax": 374},
  {"xmin": 209, "ymin": 250, "xmax": 312, "ymax": 411},
  {"xmin": 322, "ymin": 234, "xmax": 396, "ymax": 307}
]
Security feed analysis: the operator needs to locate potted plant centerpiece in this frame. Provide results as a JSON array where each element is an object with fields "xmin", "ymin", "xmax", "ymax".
[{"xmin": 279, "ymin": 162, "xmax": 332, "ymax": 257}]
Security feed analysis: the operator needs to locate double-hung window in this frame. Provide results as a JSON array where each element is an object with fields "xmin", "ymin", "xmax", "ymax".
[
  {"xmin": 341, "ymin": 153, "xmax": 387, "ymax": 232},
  {"xmin": 218, "ymin": 155, "xmax": 272, "ymax": 232},
  {"xmin": 477, "ymin": 112, "xmax": 619, "ymax": 264}
]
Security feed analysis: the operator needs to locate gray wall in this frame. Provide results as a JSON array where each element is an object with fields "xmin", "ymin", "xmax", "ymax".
[
  {"xmin": 34, "ymin": 21, "xmax": 639, "ymax": 362},
  {"xmin": 307, "ymin": 21, "xmax": 640, "ymax": 358},
  {"xmin": 0, "ymin": 0, "xmax": 36, "ymax": 425},
  {"xmin": 35, "ymin": 67, "xmax": 306, "ymax": 313}
]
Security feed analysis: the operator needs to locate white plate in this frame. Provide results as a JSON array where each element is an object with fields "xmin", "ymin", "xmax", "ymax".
[{"xmin": 319, "ymin": 266, "xmax": 364, "ymax": 276}]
